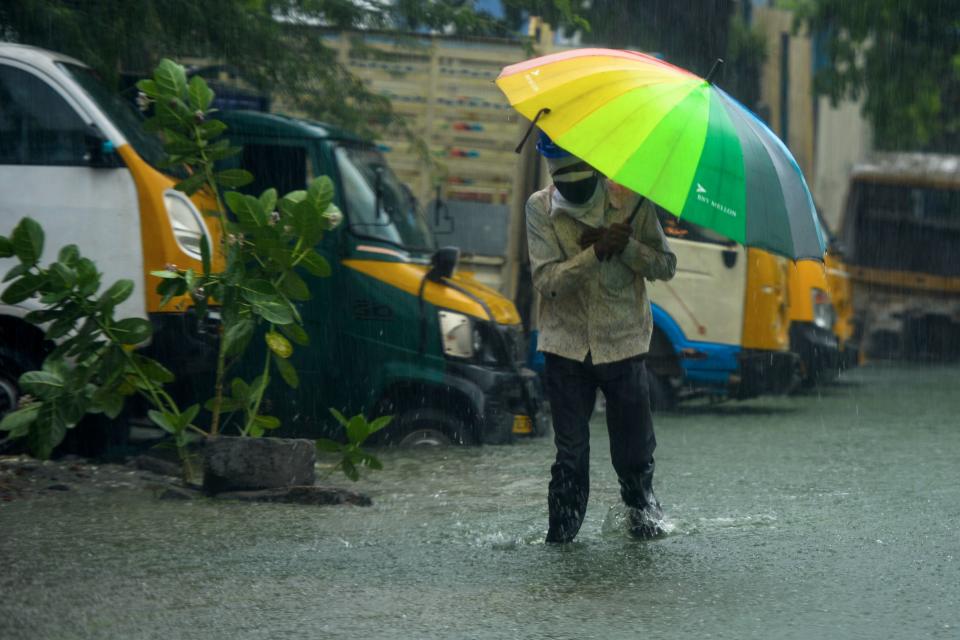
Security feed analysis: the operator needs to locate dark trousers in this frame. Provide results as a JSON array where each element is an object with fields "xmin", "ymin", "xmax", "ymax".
[{"xmin": 544, "ymin": 352, "xmax": 658, "ymax": 543}]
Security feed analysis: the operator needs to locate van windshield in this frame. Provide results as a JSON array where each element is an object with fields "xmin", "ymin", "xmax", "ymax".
[
  {"xmin": 58, "ymin": 63, "xmax": 168, "ymax": 171},
  {"xmin": 335, "ymin": 145, "xmax": 435, "ymax": 253},
  {"xmin": 848, "ymin": 180, "xmax": 960, "ymax": 276}
]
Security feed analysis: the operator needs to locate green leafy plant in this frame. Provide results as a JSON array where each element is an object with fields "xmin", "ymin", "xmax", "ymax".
[
  {"xmin": 0, "ymin": 58, "xmax": 389, "ymax": 483},
  {"xmin": 137, "ymin": 58, "xmax": 341, "ymax": 440},
  {"xmin": 316, "ymin": 410, "xmax": 393, "ymax": 481},
  {"xmin": 0, "ymin": 219, "xmax": 200, "ymax": 462}
]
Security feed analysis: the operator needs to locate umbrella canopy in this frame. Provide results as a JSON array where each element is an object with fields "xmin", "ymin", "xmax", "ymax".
[{"xmin": 496, "ymin": 48, "xmax": 826, "ymax": 260}]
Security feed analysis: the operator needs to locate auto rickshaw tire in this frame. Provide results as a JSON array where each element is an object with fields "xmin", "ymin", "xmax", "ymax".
[{"xmin": 392, "ymin": 407, "xmax": 474, "ymax": 447}]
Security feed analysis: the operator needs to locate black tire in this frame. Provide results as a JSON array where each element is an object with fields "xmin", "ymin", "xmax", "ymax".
[
  {"xmin": 0, "ymin": 345, "xmax": 41, "ymax": 454},
  {"xmin": 647, "ymin": 372, "xmax": 676, "ymax": 413},
  {"xmin": 389, "ymin": 407, "xmax": 474, "ymax": 447},
  {"xmin": 0, "ymin": 345, "xmax": 38, "ymax": 409}
]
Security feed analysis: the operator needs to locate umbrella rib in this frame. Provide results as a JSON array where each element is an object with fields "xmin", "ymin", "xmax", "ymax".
[{"xmin": 569, "ymin": 81, "xmax": 703, "ymax": 177}]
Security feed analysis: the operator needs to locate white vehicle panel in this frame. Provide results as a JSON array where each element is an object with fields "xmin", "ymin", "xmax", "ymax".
[
  {"xmin": 648, "ymin": 237, "xmax": 747, "ymax": 346},
  {"xmin": 0, "ymin": 165, "xmax": 145, "ymax": 319}
]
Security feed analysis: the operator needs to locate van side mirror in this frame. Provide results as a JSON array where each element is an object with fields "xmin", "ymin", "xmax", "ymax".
[
  {"xmin": 84, "ymin": 127, "xmax": 121, "ymax": 168},
  {"xmin": 427, "ymin": 246, "xmax": 460, "ymax": 282}
]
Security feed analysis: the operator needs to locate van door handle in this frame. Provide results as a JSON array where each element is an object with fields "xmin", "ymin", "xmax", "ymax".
[{"xmin": 722, "ymin": 249, "xmax": 738, "ymax": 269}]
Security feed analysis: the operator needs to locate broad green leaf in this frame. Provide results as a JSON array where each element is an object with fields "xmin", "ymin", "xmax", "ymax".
[
  {"xmin": 252, "ymin": 414, "xmax": 281, "ymax": 430},
  {"xmin": 75, "ymin": 258, "xmax": 100, "ymax": 296},
  {"xmin": 157, "ymin": 277, "xmax": 188, "ymax": 308},
  {"xmin": 11, "ymin": 217, "xmax": 44, "ymax": 266},
  {"xmin": 265, "ymin": 331, "xmax": 293, "ymax": 359},
  {"xmin": 231, "ymin": 377, "xmax": 251, "ymax": 403},
  {"xmin": 28, "ymin": 401, "xmax": 67, "ymax": 459},
  {"xmin": 133, "ymin": 355, "xmax": 175, "ymax": 383},
  {"xmin": 45, "ymin": 316, "xmax": 76, "ymax": 340},
  {"xmin": 136, "ymin": 78, "xmax": 160, "ymax": 97},
  {"xmin": 23, "ymin": 309, "xmax": 57, "ymax": 324},
  {"xmin": 273, "ymin": 353, "xmax": 299, "ymax": 388},
  {"xmin": 155, "ymin": 58, "xmax": 188, "ymax": 98},
  {"xmin": 369, "ymin": 415, "xmax": 394, "ymax": 434},
  {"xmin": 279, "ymin": 190, "xmax": 307, "ymax": 217},
  {"xmin": 180, "ymin": 404, "xmax": 200, "ymax": 428},
  {"xmin": 216, "ymin": 169, "xmax": 253, "ymax": 188},
  {"xmin": 307, "ymin": 176, "xmax": 335, "ymax": 213},
  {"xmin": 345, "ymin": 414, "xmax": 368, "ymax": 445},
  {"xmin": 187, "ymin": 75, "xmax": 214, "ymax": 111},
  {"xmin": 292, "ymin": 199, "xmax": 324, "ymax": 247},
  {"xmin": 148, "ymin": 409, "xmax": 178, "ymax": 434},
  {"xmin": 98, "ymin": 345, "xmax": 127, "ymax": 384},
  {"xmin": 259, "ymin": 188, "xmax": 278, "ymax": 216},
  {"xmin": 197, "ymin": 120, "xmax": 227, "ymax": 140},
  {"xmin": 1, "ymin": 274, "xmax": 44, "ymax": 305},
  {"xmin": 299, "ymin": 251, "xmax": 331, "ymax": 278},
  {"xmin": 91, "ymin": 388, "xmax": 124, "ymax": 419},
  {"xmin": 280, "ymin": 270, "xmax": 311, "ymax": 301},
  {"xmin": 341, "ymin": 458, "xmax": 359, "ymax": 481},
  {"xmin": 253, "ymin": 299, "xmax": 294, "ymax": 325},
  {"xmin": 0, "ymin": 403, "xmax": 40, "ymax": 438},
  {"xmin": 205, "ymin": 140, "xmax": 240, "ymax": 161},
  {"xmin": 356, "ymin": 451, "xmax": 384, "ymax": 470},
  {"xmin": 223, "ymin": 318, "xmax": 254, "ymax": 356},
  {"xmin": 315, "ymin": 438, "xmax": 343, "ymax": 453},
  {"xmin": 279, "ymin": 322, "xmax": 309, "ymax": 346},
  {"xmin": 58, "ymin": 244, "xmax": 80, "ymax": 265},
  {"xmin": 3, "ymin": 263, "xmax": 29, "ymax": 283},
  {"xmin": 19, "ymin": 370, "xmax": 64, "ymax": 398},
  {"xmin": 150, "ymin": 269, "xmax": 181, "ymax": 279},
  {"xmin": 239, "ymin": 279, "xmax": 281, "ymax": 305},
  {"xmin": 175, "ymin": 172, "xmax": 206, "ymax": 196},
  {"xmin": 0, "ymin": 236, "xmax": 13, "ymax": 258},
  {"xmin": 57, "ymin": 393, "xmax": 89, "ymax": 426},
  {"xmin": 48, "ymin": 262, "xmax": 76, "ymax": 289},
  {"xmin": 98, "ymin": 279, "xmax": 135, "ymax": 311},
  {"xmin": 111, "ymin": 318, "xmax": 153, "ymax": 345},
  {"xmin": 329, "ymin": 408, "xmax": 349, "ymax": 427},
  {"xmin": 224, "ymin": 191, "xmax": 266, "ymax": 226}
]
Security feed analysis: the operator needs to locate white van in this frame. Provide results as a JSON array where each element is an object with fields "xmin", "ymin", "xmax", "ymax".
[{"xmin": 0, "ymin": 44, "xmax": 216, "ymax": 425}]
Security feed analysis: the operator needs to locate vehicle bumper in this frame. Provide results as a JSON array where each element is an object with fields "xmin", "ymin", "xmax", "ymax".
[
  {"xmin": 790, "ymin": 322, "xmax": 841, "ymax": 383},
  {"xmin": 732, "ymin": 350, "xmax": 801, "ymax": 399},
  {"xmin": 446, "ymin": 362, "xmax": 548, "ymax": 445},
  {"xmin": 839, "ymin": 341, "xmax": 860, "ymax": 369},
  {"xmin": 142, "ymin": 310, "xmax": 219, "ymax": 377}
]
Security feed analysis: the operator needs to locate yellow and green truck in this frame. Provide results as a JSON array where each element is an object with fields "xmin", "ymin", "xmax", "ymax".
[{"xmin": 217, "ymin": 111, "xmax": 547, "ymax": 445}]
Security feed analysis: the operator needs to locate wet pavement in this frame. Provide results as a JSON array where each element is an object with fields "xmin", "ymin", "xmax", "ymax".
[{"xmin": 1, "ymin": 363, "xmax": 958, "ymax": 639}]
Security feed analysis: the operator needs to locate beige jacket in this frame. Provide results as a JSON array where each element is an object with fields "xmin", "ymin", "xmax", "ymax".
[{"xmin": 526, "ymin": 182, "xmax": 677, "ymax": 364}]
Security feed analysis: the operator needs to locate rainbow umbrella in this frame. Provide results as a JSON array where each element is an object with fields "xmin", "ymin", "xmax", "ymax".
[{"xmin": 496, "ymin": 48, "xmax": 826, "ymax": 260}]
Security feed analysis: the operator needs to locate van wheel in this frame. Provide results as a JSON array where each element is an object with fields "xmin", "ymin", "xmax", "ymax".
[
  {"xmin": 648, "ymin": 373, "xmax": 676, "ymax": 412},
  {"xmin": 392, "ymin": 407, "xmax": 473, "ymax": 447},
  {"xmin": 0, "ymin": 345, "xmax": 41, "ymax": 453}
]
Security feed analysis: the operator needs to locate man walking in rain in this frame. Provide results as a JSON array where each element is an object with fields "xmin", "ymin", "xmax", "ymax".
[{"xmin": 526, "ymin": 133, "xmax": 677, "ymax": 543}]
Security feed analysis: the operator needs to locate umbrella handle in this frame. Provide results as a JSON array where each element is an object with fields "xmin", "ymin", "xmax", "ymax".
[
  {"xmin": 624, "ymin": 196, "xmax": 647, "ymax": 226},
  {"xmin": 514, "ymin": 107, "xmax": 551, "ymax": 154}
]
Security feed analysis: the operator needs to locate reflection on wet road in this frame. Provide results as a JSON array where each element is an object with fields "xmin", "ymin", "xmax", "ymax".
[{"xmin": 1, "ymin": 364, "xmax": 958, "ymax": 639}]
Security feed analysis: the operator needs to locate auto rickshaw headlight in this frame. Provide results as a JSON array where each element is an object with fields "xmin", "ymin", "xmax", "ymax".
[
  {"xmin": 163, "ymin": 189, "xmax": 210, "ymax": 259},
  {"xmin": 811, "ymin": 287, "xmax": 836, "ymax": 331},
  {"xmin": 438, "ymin": 310, "xmax": 474, "ymax": 359}
]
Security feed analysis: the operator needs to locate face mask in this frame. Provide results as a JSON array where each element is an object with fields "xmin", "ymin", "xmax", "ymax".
[{"xmin": 555, "ymin": 173, "xmax": 599, "ymax": 204}]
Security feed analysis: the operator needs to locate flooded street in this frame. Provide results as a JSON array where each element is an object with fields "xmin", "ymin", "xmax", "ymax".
[{"xmin": 2, "ymin": 363, "xmax": 959, "ymax": 639}]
